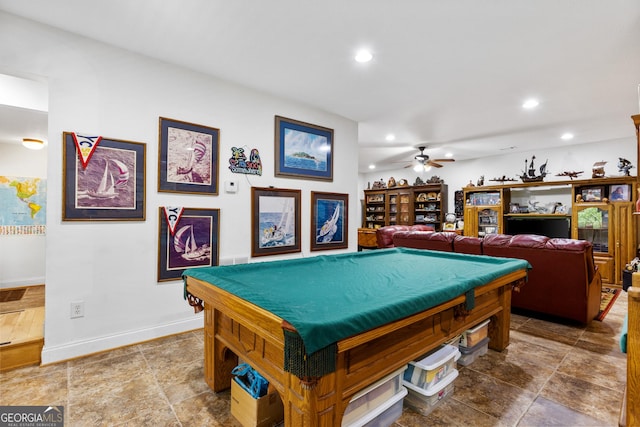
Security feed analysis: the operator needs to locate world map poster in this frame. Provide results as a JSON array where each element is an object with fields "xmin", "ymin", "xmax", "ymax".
[{"xmin": 0, "ymin": 176, "xmax": 47, "ymax": 235}]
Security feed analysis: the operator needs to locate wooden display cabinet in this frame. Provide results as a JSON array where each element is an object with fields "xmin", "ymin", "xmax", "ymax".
[
  {"xmin": 463, "ymin": 188, "xmax": 510, "ymax": 237},
  {"xmin": 363, "ymin": 190, "xmax": 386, "ymax": 229},
  {"xmin": 413, "ymin": 185, "xmax": 448, "ymax": 230}
]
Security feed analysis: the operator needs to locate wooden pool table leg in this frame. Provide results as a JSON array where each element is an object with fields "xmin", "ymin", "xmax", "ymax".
[
  {"xmin": 204, "ymin": 304, "xmax": 237, "ymax": 392},
  {"xmin": 488, "ymin": 284, "xmax": 512, "ymax": 351},
  {"xmin": 282, "ymin": 371, "xmax": 343, "ymax": 427}
]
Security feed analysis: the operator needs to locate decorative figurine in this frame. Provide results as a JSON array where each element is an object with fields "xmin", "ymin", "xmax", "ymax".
[
  {"xmin": 426, "ymin": 175, "xmax": 444, "ymax": 184},
  {"xmin": 371, "ymin": 179, "xmax": 386, "ymax": 189},
  {"xmin": 520, "ymin": 156, "xmax": 548, "ymax": 182},
  {"xmin": 387, "ymin": 177, "xmax": 397, "ymax": 188},
  {"xmin": 476, "ymin": 175, "xmax": 484, "ymax": 186},
  {"xmin": 555, "ymin": 171, "xmax": 583, "ymax": 180},
  {"xmin": 592, "ymin": 161, "xmax": 607, "ymax": 178},
  {"xmin": 618, "ymin": 158, "xmax": 634, "ymax": 176},
  {"xmin": 413, "ymin": 176, "xmax": 425, "ymax": 186},
  {"xmin": 490, "ymin": 175, "xmax": 517, "ymax": 183},
  {"xmin": 397, "ymin": 178, "xmax": 409, "ymax": 187}
]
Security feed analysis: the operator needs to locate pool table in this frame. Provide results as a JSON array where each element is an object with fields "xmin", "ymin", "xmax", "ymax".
[{"xmin": 183, "ymin": 248, "xmax": 528, "ymax": 426}]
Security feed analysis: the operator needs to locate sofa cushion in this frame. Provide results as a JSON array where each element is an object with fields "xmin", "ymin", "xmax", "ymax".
[
  {"xmin": 392, "ymin": 230, "xmax": 456, "ymax": 251},
  {"xmin": 453, "ymin": 235, "xmax": 483, "ymax": 255},
  {"xmin": 375, "ymin": 225, "xmax": 434, "ymax": 248}
]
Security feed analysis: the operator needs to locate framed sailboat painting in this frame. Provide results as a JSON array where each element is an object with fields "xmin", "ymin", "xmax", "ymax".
[
  {"xmin": 251, "ymin": 187, "xmax": 301, "ymax": 257},
  {"xmin": 157, "ymin": 207, "xmax": 220, "ymax": 282},
  {"xmin": 62, "ymin": 132, "xmax": 146, "ymax": 221},
  {"xmin": 310, "ymin": 191, "xmax": 348, "ymax": 251},
  {"xmin": 158, "ymin": 117, "xmax": 220, "ymax": 195}
]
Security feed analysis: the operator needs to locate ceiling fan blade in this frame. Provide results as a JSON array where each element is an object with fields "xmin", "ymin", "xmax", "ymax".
[
  {"xmin": 431, "ymin": 158, "xmax": 455, "ymax": 162},
  {"xmin": 426, "ymin": 160, "xmax": 444, "ymax": 168}
]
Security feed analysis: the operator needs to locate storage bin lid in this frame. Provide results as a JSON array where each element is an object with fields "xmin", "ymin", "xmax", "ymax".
[
  {"xmin": 459, "ymin": 336, "xmax": 489, "ymax": 354},
  {"xmin": 403, "ymin": 369, "xmax": 459, "ymax": 397},
  {"xmin": 342, "ymin": 387, "xmax": 407, "ymax": 427},
  {"xmin": 409, "ymin": 344, "xmax": 460, "ymax": 370},
  {"xmin": 348, "ymin": 366, "xmax": 406, "ymax": 402}
]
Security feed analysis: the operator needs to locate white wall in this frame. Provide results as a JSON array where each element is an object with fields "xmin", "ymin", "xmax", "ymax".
[
  {"xmin": 0, "ymin": 142, "xmax": 48, "ymax": 288},
  {"xmin": 0, "ymin": 12, "xmax": 359, "ymax": 363},
  {"xmin": 359, "ymin": 138, "xmax": 636, "ymax": 216}
]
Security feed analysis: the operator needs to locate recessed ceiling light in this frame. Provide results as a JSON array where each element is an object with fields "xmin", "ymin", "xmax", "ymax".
[
  {"xmin": 355, "ymin": 49, "xmax": 373, "ymax": 63},
  {"xmin": 522, "ymin": 99, "xmax": 539, "ymax": 109},
  {"xmin": 368, "ymin": 164, "xmax": 376, "ymax": 169},
  {"xmin": 445, "ymin": 152, "xmax": 453, "ymax": 158},
  {"xmin": 561, "ymin": 132, "xmax": 574, "ymax": 141},
  {"xmin": 385, "ymin": 134, "xmax": 395, "ymax": 142}
]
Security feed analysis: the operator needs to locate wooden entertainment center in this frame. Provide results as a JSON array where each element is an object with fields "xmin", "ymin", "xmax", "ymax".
[{"xmin": 463, "ymin": 176, "xmax": 637, "ymax": 285}]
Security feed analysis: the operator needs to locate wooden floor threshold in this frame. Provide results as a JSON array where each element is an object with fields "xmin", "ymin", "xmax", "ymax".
[
  {"xmin": 0, "ymin": 306, "xmax": 45, "ymax": 371},
  {"xmin": 0, "ymin": 338, "xmax": 44, "ymax": 371}
]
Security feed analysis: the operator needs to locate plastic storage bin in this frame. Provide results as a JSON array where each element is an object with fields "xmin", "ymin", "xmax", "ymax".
[
  {"xmin": 403, "ymin": 369, "xmax": 458, "ymax": 416},
  {"xmin": 342, "ymin": 387, "xmax": 408, "ymax": 427},
  {"xmin": 460, "ymin": 319, "xmax": 490, "ymax": 348},
  {"xmin": 403, "ymin": 344, "xmax": 460, "ymax": 391},
  {"xmin": 342, "ymin": 367, "xmax": 406, "ymax": 426},
  {"xmin": 458, "ymin": 336, "xmax": 489, "ymax": 366}
]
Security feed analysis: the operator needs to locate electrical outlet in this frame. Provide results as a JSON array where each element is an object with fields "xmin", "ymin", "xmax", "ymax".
[{"xmin": 70, "ymin": 301, "xmax": 84, "ymax": 318}]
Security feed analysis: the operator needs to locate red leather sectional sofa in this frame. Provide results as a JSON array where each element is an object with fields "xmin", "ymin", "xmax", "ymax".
[{"xmin": 376, "ymin": 226, "xmax": 602, "ymax": 324}]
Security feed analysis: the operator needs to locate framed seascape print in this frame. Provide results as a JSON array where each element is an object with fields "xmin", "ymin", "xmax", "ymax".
[
  {"xmin": 251, "ymin": 187, "xmax": 301, "ymax": 257},
  {"xmin": 62, "ymin": 132, "xmax": 146, "ymax": 221},
  {"xmin": 158, "ymin": 117, "xmax": 219, "ymax": 195},
  {"xmin": 310, "ymin": 191, "xmax": 348, "ymax": 251},
  {"xmin": 609, "ymin": 184, "xmax": 630, "ymax": 202},
  {"xmin": 274, "ymin": 115, "xmax": 333, "ymax": 181},
  {"xmin": 157, "ymin": 207, "xmax": 220, "ymax": 282}
]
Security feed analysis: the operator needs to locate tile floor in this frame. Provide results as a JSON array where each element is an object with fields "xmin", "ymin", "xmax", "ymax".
[{"xmin": 0, "ymin": 292, "xmax": 627, "ymax": 426}]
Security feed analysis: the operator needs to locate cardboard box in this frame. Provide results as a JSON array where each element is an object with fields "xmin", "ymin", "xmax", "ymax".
[{"xmin": 231, "ymin": 378, "xmax": 284, "ymax": 427}]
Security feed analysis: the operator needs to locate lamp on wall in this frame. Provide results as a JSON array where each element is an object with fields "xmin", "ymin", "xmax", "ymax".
[{"xmin": 22, "ymin": 138, "xmax": 45, "ymax": 150}]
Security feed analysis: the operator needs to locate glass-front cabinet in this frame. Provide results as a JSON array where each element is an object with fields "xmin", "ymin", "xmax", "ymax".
[
  {"xmin": 572, "ymin": 203, "xmax": 613, "ymax": 282},
  {"xmin": 463, "ymin": 188, "xmax": 510, "ymax": 237},
  {"xmin": 387, "ymin": 189, "xmax": 412, "ymax": 226}
]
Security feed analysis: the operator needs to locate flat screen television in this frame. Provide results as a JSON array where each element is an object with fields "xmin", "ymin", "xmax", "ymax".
[{"xmin": 505, "ymin": 217, "xmax": 571, "ymax": 239}]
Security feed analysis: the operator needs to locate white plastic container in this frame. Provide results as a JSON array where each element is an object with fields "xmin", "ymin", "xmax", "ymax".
[
  {"xmin": 342, "ymin": 366, "xmax": 406, "ymax": 426},
  {"xmin": 458, "ymin": 336, "xmax": 490, "ymax": 366},
  {"xmin": 343, "ymin": 387, "xmax": 408, "ymax": 427},
  {"xmin": 403, "ymin": 369, "xmax": 458, "ymax": 416},
  {"xmin": 403, "ymin": 344, "xmax": 460, "ymax": 391},
  {"xmin": 460, "ymin": 319, "xmax": 490, "ymax": 348}
]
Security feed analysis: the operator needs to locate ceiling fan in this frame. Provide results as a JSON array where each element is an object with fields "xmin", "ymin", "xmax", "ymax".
[{"xmin": 405, "ymin": 146, "xmax": 456, "ymax": 169}]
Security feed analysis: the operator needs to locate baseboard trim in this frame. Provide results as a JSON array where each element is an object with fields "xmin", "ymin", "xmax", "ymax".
[
  {"xmin": 0, "ymin": 278, "xmax": 46, "ymax": 289},
  {"xmin": 40, "ymin": 316, "xmax": 203, "ymax": 365}
]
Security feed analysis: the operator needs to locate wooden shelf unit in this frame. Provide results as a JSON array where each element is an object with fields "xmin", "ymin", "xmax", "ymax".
[
  {"xmin": 463, "ymin": 176, "xmax": 637, "ymax": 285},
  {"xmin": 363, "ymin": 183, "xmax": 448, "ymax": 230}
]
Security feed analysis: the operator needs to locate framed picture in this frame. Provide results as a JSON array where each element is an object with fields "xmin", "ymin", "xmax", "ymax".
[
  {"xmin": 310, "ymin": 191, "xmax": 348, "ymax": 251},
  {"xmin": 158, "ymin": 117, "xmax": 219, "ymax": 195},
  {"xmin": 251, "ymin": 187, "xmax": 301, "ymax": 257},
  {"xmin": 62, "ymin": 132, "xmax": 146, "ymax": 221},
  {"xmin": 274, "ymin": 115, "xmax": 333, "ymax": 181},
  {"xmin": 581, "ymin": 186, "xmax": 604, "ymax": 202},
  {"xmin": 157, "ymin": 207, "xmax": 219, "ymax": 282},
  {"xmin": 609, "ymin": 184, "xmax": 631, "ymax": 202}
]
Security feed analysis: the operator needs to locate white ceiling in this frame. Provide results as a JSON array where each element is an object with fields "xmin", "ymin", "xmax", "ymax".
[{"xmin": 1, "ymin": 1, "xmax": 639, "ymax": 172}]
